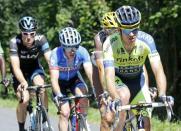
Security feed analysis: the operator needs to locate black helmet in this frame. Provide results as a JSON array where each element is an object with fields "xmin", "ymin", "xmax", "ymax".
[
  {"xmin": 116, "ymin": 6, "xmax": 141, "ymax": 29},
  {"xmin": 19, "ymin": 16, "xmax": 37, "ymax": 32}
]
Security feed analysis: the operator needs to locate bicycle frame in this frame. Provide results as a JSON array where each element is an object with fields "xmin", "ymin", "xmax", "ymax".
[
  {"xmin": 25, "ymin": 84, "xmax": 53, "ymax": 131},
  {"xmin": 55, "ymin": 94, "xmax": 93, "ymax": 131}
]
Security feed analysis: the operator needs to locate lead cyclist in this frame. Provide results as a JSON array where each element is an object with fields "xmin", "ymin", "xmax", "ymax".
[
  {"xmin": 92, "ymin": 10, "xmax": 153, "ymax": 131},
  {"xmin": 100, "ymin": 5, "xmax": 167, "ymax": 131}
]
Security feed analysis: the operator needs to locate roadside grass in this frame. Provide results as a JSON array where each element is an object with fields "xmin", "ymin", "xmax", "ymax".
[{"xmin": 0, "ymin": 94, "xmax": 180, "ymax": 130}]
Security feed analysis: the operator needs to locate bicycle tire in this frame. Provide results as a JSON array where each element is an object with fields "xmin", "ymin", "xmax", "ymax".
[
  {"xmin": 78, "ymin": 114, "xmax": 90, "ymax": 131},
  {"xmin": 68, "ymin": 119, "xmax": 72, "ymax": 131},
  {"xmin": 41, "ymin": 106, "xmax": 53, "ymax": 131},
  {"xmin": 35, "ymin": 109, "xmax": 42, "ymax": 131}
]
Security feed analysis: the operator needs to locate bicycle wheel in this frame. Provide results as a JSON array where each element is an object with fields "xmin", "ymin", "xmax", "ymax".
[
  {"xmin": 35, "ymin": 109, "xmax": 42, "ymax": 131},
  {"xmin": 41, "ymin": 106, "xmax": 53, "ymax": 131},
  {"xmin": 78, "ymin": 114, "xmax": 90, "ymax": 131}
]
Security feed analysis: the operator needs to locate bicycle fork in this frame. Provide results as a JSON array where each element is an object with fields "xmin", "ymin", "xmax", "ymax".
[{"xmin": 136, "ymin": 114, "xmax": 145, "ymax": 131}]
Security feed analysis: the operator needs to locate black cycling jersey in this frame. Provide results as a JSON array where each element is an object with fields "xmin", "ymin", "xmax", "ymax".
[{"xmin": 9, "ymin": 34, "xmax": 50, "ymax": 71}]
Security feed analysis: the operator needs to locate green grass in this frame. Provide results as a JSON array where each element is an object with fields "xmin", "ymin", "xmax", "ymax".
[{"xmin": 0, "ymin": 95, "xmax": 181, "ymax": 130}]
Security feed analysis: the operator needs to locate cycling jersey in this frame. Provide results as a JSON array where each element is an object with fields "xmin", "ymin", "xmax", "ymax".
[
  {"xmin": 50, "ymin": 46, "xmax": 91, "ymax": 81},
  {"xmin": 10, "ymin": 34, "xmax": 50, "ymax": 71},
  {"xmin": 10, "ymin": 34, "xmax": 50, "ymax": 90},
  {"xmin": 103, "ymin": 31, "xmax": 160, "ymax": 78}
]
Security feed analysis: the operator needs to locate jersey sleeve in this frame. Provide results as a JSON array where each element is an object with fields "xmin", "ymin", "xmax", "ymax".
[
  {"xmin": 9, "ymin": 37, "xmax": 18, "ymax": 56},
  {"xmin": 137, "ymin": 31, "xmax": 159, "ymax": 60},
  {"xmin": 79, "ymin": 47, "xmax": 91, "ymax": 63},
  {"xmin": 35, "ymin": 35, "xmax": 51, "ymax": 53},
  {"xmin": 49, "ymin": 48, "xmax": 59, "ymax": 70},
  {"xmin": 102, "ymin": 36, "xmax": 114, "ymax": 68}
]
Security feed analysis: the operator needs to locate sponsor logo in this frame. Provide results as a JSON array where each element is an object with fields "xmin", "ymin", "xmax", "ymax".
[{"xmin": 116, "ymin": 56, "xmax": 144, "ymax": 63}]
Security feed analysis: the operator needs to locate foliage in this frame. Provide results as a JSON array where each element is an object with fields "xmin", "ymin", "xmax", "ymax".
[{"xmin": 0, "ymin": 0, "xmax": 181, "ymax": 118}]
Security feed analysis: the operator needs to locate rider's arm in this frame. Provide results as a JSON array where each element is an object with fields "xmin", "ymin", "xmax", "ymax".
[
  {"xmin": 149, "ymin": 55, "xmax": 166, "ymax": 96},
  {"xmin": 83, "ymin": 62, "xmax": 93, "ymax": 87},
  {"xmin": 49, "ymin": 48, "xmax": 61, "ymax": 95},
  {"xmin": 9, "ymin": 39, "xmax": 27, "ymax": 86},
  {"xmin": 94, "ymin": 34, "xmax": 106, "ymax": 89},
  {"xmin": 44, "ymin": 50, "xmax": 51, "ymax": 65},
  {"xmin": 39, "ymin": 35, "xmax": 51, "ymax": 65},
  {"xmin": 50, "ymin": 69, "xmax": 61, "ymax": 95},
  {"xmin": 0, "ymin": 54, "xmax": 6, "ymax": 80},
  {"xmin": 103, "ymin": 37, "xmax": 120, "ymax": 99},
  {"xmin": 104, "ymin": 66, "xmax": 120, "ymax": 99},
  {"xmin": 143, "ymin": 65, "xmax": 149, "ymax": 85},
  {"xmin": 10, "ymin": 55, "xmax": 27, "ymax": 85}
]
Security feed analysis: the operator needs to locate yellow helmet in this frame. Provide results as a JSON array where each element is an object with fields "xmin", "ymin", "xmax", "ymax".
[{"xmin": 101, "ymin": 12, "xmax": 119, "ymax": 28}]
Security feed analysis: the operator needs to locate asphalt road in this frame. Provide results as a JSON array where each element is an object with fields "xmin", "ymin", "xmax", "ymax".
[{"xmin": 0, "ymin": 107, "xmax": 99, "ymax": 131}]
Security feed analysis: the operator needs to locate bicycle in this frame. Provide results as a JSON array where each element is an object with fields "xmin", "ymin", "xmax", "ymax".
[
  {"xmin": 116, "ymin": 96, "xmax": 174, "ymax": 131},
  {"xmin": 20, "ymin": 84, "xmax": 53, "ymax": 131},
  {"xmin": 54, "ymin": 94, "xmax": 93, "ymax": 131}
]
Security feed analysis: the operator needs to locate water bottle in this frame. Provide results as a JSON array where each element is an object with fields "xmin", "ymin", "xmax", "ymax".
[
  {"xmin": 30, "ymin": 112, "xmax": 36, "ymax": 130},
  {"xmin": 71, "ymin": 114, "xmax": 76, "ymax": 131}
]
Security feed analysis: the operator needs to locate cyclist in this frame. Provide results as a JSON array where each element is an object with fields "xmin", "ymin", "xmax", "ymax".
[
  {"xmin": 93, "ymin": 11, "xmax": 150, "ymax": 131},
  {"xmin": 0, "ymin": 43, "xmax": 9, "ymax": 95},
  {"xmin": 9, "ymin": 16, "xmax": 51, "ymax": 131},
  {"xmin": 50, "ymin": 27, "xmax": 94, "ymax": 131},
  {"xmin": 101, "ymin": 6, "xmax": 167, "ymax": 131}
]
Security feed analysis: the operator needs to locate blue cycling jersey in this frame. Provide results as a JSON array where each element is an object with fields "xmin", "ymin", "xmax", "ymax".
[{"xmin": 50, "ymin": 46, "xmax": 91, "ymax": 81}]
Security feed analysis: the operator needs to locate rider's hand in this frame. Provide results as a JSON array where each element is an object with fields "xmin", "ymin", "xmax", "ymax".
[
  {"xmin": 17, "ymin": 81, "xmax": 28, "ymax": 92},
  {"xmin": 54, "ymin": 92, "xmax": 65, "ymax": 105},
  {"xmin": 159, "ymin": 96, "xmax": 174, "ymax": 106},
  {"xmin": 2, "ymin": 78, "xmax": 10, "ymax": 87},
  {"xmin": 110, "ymin": 98, "xmax": 121, "ymax": 113}
]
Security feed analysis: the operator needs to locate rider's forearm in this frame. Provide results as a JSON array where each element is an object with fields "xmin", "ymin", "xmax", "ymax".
[
  {"xmin": 44, "ymin": 50, "xmax": 51, "ymax": 65},
  {"xmin": 96, "ymin": 59, "xmax": 106, "ymax": 90},
  {"xmin": 105, "ymin": 67, "xmax": 120, "ymax": 99},
  {"xmin": 155, "ymin": 68, "xmax": 167, "ymax": 96},
  {"xmin": 0, "ymin": 56, "xmax": 6, "ymax": 79},
  {"xmin": 51, "ymin": 78, "xmax": 61, "ymax": 95},
  {"xmin": 13, "ymin": 67, "xmax": 26, "ymax": 84}
]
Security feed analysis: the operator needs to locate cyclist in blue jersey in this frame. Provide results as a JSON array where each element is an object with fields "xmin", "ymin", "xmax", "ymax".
[
  {"xmin": 9, "ymin": 16, "xmax": 51, "ymax": 131},
  {"xmin": 50, "ymin": 27, "xmax": 94, "ymax": 131},
  {"xmin": 101, "ymin": 6, "xmax": 167, "ymax": 131}
]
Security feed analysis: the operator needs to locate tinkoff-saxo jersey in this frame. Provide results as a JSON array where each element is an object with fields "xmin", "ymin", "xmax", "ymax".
[{"xmin": 103, "ymin": 31, "xmax": 160, "ymax": 78}]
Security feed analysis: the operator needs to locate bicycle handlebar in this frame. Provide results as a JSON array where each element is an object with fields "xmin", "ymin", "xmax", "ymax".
[
  {"xmin": 58, "ymin": 94, "xmax": 93, "ymax": 101},
  {"xmin": 116, "ymin": 99, "xmax": 174, "ymax": 121},
  {"xmin": 19, "ymin": 84, "xmax": 51, "ymax": 103},
  {"xmin": 26, "ymin": 84, "xmax": 52, "ymax": 92}
]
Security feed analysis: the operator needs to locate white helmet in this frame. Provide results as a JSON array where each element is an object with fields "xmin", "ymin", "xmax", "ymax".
[{"xmin": 59, "ymin": 27, "xmax": 81, "ymax": 47}]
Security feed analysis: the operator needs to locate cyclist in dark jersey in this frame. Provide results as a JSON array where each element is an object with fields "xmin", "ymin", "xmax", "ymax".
[{"xmin": 9, "ymin": 16, "xmax": 51, "ymax": 131}]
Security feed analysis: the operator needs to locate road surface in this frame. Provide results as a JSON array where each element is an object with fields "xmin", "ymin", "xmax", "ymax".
[{"xmin": 0, "ymin": 107, "xmax": 99, "ymax": 131}]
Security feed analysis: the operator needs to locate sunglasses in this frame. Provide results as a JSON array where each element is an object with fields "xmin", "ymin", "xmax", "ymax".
[
  {"xmin": 122, "ymin": 28, "xmax": 139, "ymax": 36},
  {"xmin": 22, "ymin": 32, "xmax": 36, "ymax": 37},
  {"xmin": 63, "ymin": 45, "xmax": 79, "ymax": 52}
]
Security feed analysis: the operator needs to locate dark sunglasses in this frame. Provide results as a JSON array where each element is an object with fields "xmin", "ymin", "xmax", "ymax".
[{"xmin": 122, "ymin": 28, "xmax": 139, "ymax": 36}]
